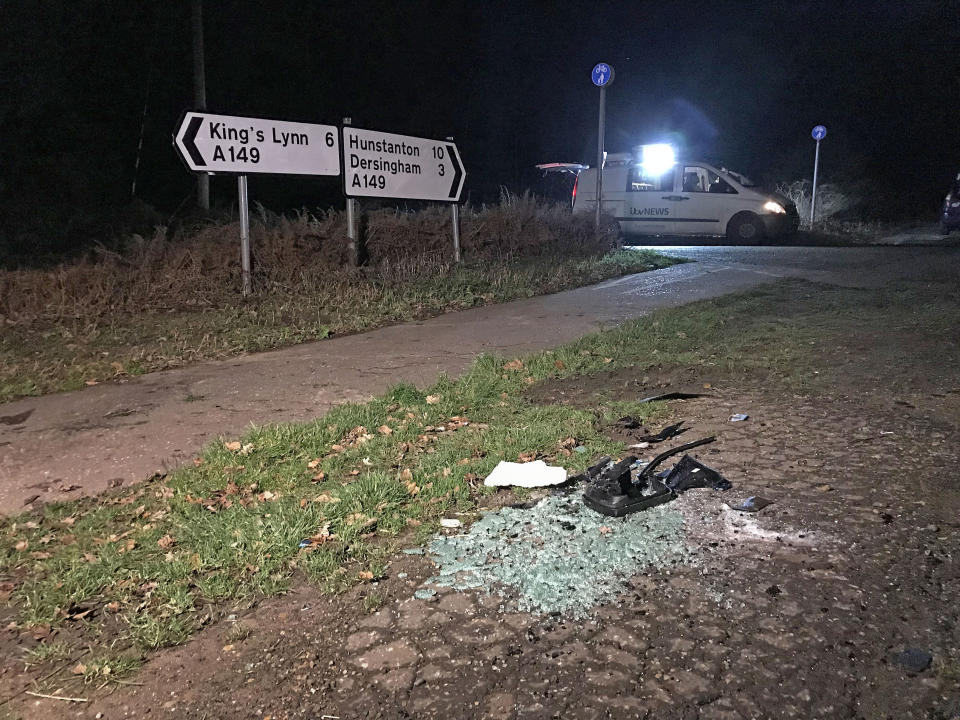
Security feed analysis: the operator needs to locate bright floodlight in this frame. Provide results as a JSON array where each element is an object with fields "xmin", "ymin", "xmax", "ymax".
[{"xmin": 641, "ymin": 144, "xmax": 676, "ymax": 176}]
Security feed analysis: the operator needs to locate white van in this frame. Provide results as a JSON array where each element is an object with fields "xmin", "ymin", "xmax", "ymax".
[{"xmin": 573, "ymin": 152, "xmax": 799, "ymax": 241}]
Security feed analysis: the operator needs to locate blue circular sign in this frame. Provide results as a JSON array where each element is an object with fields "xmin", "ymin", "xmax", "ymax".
[
  {"xmin": 592, "ymin": 63, "xmax": 614, "ymax": 87},
  {"xmin": 812, "ymin": 125, "xmax": 827, "ymax": 140}
]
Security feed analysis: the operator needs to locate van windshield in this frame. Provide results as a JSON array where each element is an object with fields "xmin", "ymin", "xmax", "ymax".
[{"xmin": 724, "ymin": 170, "xmax": 757, "ymax": 187}]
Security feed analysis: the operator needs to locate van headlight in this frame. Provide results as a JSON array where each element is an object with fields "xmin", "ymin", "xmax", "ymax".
[{"xmin": 763, "ymin": 201, "xmax": 786, "ymax": 214}]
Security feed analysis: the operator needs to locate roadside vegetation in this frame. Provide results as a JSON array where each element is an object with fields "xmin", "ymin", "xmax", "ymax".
[
  {"xmin": 2, "ymin": 278, "xmax": 958, "ymax": 690},
  {"xmin": 0, "ymin": 195, "xmax": 674, "ymax": 402}
]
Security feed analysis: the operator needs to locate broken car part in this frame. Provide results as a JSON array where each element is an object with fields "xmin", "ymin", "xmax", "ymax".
[
  {"xmin": 583, "ymin": 437, "xmax": 717, "ymax": 517},
  {"xmin": 664, "ymin": 454, "xmax": 733, "ymax": 493},
  {"xmin": 638, "ymin": 392, "xmax": 708, "ymax": 404}
]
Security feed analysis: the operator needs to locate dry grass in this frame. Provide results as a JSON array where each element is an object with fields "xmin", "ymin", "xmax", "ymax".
[{"xmin": 0, "ymin": 195, "xmax": 603, "ymax": 326}]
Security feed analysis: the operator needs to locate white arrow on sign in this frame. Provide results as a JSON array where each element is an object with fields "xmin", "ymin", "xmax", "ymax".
[
  {"xmin": 174, "ymin": 112, "xmax": 341, "ymax": 176},
  {"xmin": 342, "ymin": 128, "xmax": 465, "ymax": 202}
]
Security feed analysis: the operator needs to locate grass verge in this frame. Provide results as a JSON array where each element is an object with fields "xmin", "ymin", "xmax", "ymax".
[
  {"xmin": 0, "ymin": 249, "xmax": 675, "ymax": 402},
  {"xmin": 1, "ymin": 278, "xmax": 957, "ymax": 672}
]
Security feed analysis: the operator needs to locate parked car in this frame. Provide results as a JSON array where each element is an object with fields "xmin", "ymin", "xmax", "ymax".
[
  {"xmin": 573, "ymin": 146, "xmax": 799, "ymax": 242},
  {"xmin": 941, "ymin": 172, "xmax": 960, "ymax": 234},
  {"xmin": 531, "ymin": 163, "xmax": 588, "ymax": 209}
]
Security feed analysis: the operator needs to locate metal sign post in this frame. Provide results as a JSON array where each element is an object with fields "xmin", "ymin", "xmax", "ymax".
[
  {"xmin": 238, "ymin": 175, "xmax": 251, "ymax": 297},
  {"xmin": 343, "ymin": 117, "xmax": 359, "ymax": 266},
  {"xmin": 810, "ymin": 125, "xmax": 827, "ymax": 226},
  {"xmin": 342, "ymin": 126, "xmax": 466, "ymax": 264},
  {"xmin": 447, "ymin": 136, "xmax": 461, "ymax": 263},
  {"xmin": 591, "ymin": 63, "xmax": 614, "ymax": 230},
  {"xmin": 173, "ymin": 111, "xmax": 341, "ymax": 291}
]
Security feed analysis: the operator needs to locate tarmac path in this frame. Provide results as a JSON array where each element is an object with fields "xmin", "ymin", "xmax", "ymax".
[{"xmin": 1, "ymin": 245, "xmax": 958, "ymax": 514}]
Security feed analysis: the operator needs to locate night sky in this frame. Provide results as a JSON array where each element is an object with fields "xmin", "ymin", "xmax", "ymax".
[{"xmin": 1, "ymin": 0, "xmax": 958, "ymax": 250}]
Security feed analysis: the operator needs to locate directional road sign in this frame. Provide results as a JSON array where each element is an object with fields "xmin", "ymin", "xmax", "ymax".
[
  {"xmin": 174, "ymin": 112, "xmax": 340, "ymax": 176},
  {"xmin": 592, "ymin": 62, "xmax": 614, "ymax": 87},
  {"xmin": 811, "ymin": 125, "xmax": 827, "ymax": 141},
  {"xmin": 342, "ymin": 128, "xmax": 465, "ymax": 202}
]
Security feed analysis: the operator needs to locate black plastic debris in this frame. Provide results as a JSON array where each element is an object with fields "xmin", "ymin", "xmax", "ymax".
[
  {"xmin": 664, "ymin": 455, "xmax": 733, "ymax": 493},
  {"xmin": 894, "ymin": 648, "xmax": 932, "ymax": 674},
  {"xmin": 638, "ymin": 421, "xmax": 687, "ymax": 443},
  {"xmin": 727, "ymin": 496, "xmax": 774, "ymax": 512},
  {"xmin": 638, "ymin": 392, "xmax": 708, "ymax": 404},
  {"xmin": 582, "ymin": 456, "xmax": 674, "ymax": 517},
  {"xmin": 584, "ymin": 437, "xmax": 719, "ymax": 517},
  {"xmin": 616, "ymin": 416, "xmax": 645, "ymax": 430}
]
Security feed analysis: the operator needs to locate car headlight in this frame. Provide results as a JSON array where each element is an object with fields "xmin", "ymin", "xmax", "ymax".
[{"xmin": 763, "ymin": 201, "xmax": 786, "ymax": 214}]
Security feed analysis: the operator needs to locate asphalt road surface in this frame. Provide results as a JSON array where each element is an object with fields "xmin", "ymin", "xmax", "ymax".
[{"xmin": 1, "ymin": 245, "xmax": 958, "ymax": 514}]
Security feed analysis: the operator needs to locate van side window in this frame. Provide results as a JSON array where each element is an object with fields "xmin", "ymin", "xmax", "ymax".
[
  {"xmin": 706, "ymin": 169, "xmax": 737, "ymax": 194},
  {"xmin": 627, "ymin": 166, "xmax": 674, "ymax": 192},
  {"xmin": 682, "ymin": 166, "xmax": 710, "ymax": 192}
]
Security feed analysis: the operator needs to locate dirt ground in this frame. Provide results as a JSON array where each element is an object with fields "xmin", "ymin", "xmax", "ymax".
[{"xmin": 3, "ymin": 291, "xmax": 960, "ymax": 719}]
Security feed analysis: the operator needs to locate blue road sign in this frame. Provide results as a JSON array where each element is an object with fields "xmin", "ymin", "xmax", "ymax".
[
  {"xmin": 592, "ymin": 63, "xmax": 614, "ymax": 87},
  {"xmin": 812, "ymin": 125, "xmax": 827, "ymax": 141}
]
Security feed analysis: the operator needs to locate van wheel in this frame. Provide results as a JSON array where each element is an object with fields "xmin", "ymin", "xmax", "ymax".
[{"xmin": 727, "ymin": 213, "xmax": 764, "ymax": 244}]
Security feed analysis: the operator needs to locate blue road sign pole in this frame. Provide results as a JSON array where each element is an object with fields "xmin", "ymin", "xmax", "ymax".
[
  {"xmin": 810, "ymin": 139, "xmax": 821, "ymax": 226},
  {"xmin": 809, "ymin": 125, "xmax": 827, "ymax": 226},
  {"xmin": 596, "ymin": 84, "xmax": 605, "ymax": 230},
  {"xmin": 591, "ymin": 63, "xmax": 614, "ymax": 231}
]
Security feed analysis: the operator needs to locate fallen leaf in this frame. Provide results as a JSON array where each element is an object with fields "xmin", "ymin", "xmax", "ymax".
[
  {"xmin": 105, "ymin": 601, "xmax": 120, "ymax": 613},
  {"xmin": 239, "ymin": 443, "xmax": 254, "ymax": 455},
  {"xmin": 157, "ymin": 534, "xmax": 176, "ymax": 549},
  {"xmin": 377, "ymin": 425, "xmax": 393, "ymax": 435},
  {"xmin": 517, "ymin": 451, "xmax": 538, "ymax": 463},
  {"xmin": 425, "ymin": 395, "xmax": 440, "ymax": 405},
  {"xmin": 83, "ymin": 552, "xmax": 99, "ymax": 563},
  {"xmin": 224, "ymin": 441, "xmax": 242, "ymax": 452},
  {"xmin": 313, "ymin": 493, "xmax": 340, "ymax": 504},
  {"xmin": 554, "ymin": 360, "xmax": 565, "ymax": 370},
  {"xmin": 71, "ymin": 663, "xmax": 88, "ymax": 675},
  {"xmin": 442, "ymin": 467, "xmax": 452, "ymax": 477},
  {"xmin": 357, "ymin": 571, "xmax": 374, "ymax": 581},
  {"xmin": 111, "ymin": 361, "xmax": 125, "ymax": 374},
  {"xmin": 603, "ymin": 357, "xmax": 612, "ymax": 364},
  {"xmin": 307, "ymin": 458, "xmax": 321, "ymax": 469},
  {"xmin": 299, "ymin": 498, "xmax": 308, "ymax": 508},
  {"xmin": 311, "ymin": 471, "xmax": 326, "ymax": 482},
  {"xmin": 84, "ymin": 380, "xmax": 98, "ymax": 386},
  {"xmin": 222, "ymin": 644, "xmax": 235, "ymax": 653},
  {"xmin": 400, "ymin": 468, "xmax": 413, "ymax": 481},
  {"xmin": 14, "ymin": 540, "xmax": 28, "ymax": 552},
  {"xmin": 60, "ymin": 516, "xmax": 76, "ymax": 526},
  {"xmin": 599, "ymin": 526, "xmax": 613, "ymax": 536},
  {"xmin": 193, "ymin": 457, "xmax": 205, "ymax": 467},
  {"xmin": 503, "ymin": 359, "xmax": 524, "ymax": 371}
]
